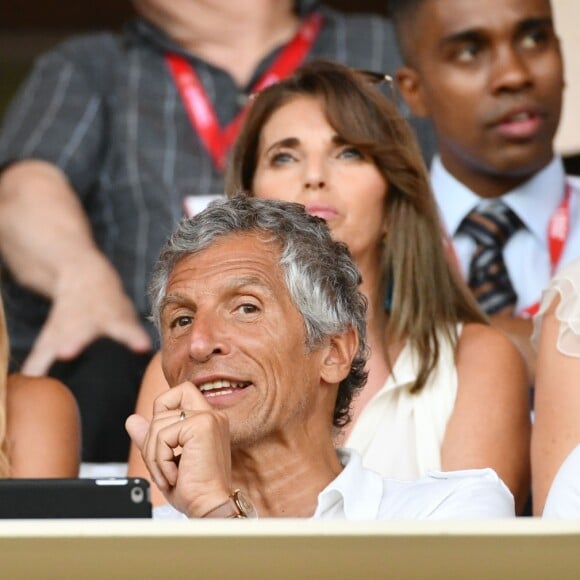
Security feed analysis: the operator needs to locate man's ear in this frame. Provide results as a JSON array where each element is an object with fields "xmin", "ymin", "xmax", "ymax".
[
  {"xmin": 320, "ymin": 328, "xmax": 359, "ymax": 385},
  {"xmin": 396, "ymin": 66, "xmax": 430, "ymax": 117}
]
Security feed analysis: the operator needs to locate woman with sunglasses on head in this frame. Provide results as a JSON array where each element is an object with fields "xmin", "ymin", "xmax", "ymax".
[
  {"xmin": 128, "ymin": 60, "xmax": 530, "ymax": 513},
  {"xmin": 0, "ymin": 290, "xmax": 80, "ymax": 477}
]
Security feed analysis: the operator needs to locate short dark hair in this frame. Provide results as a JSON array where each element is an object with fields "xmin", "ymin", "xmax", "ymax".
[
  {"xmin": 389, "ymin": 0, "xmax": 426, "ymax": 64},
  {"xmin": 150, "ymin": 196, "xmax": 369, "ymax": 429}
]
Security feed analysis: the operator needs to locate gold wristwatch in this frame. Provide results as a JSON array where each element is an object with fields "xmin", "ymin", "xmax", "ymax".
[{"xmin": 202, "ymin": 489, "xmax": 258, "ymax": 519}]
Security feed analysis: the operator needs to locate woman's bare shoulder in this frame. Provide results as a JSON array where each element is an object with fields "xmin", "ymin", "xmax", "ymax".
[
  {"xmin": 455, "ymin": 321, "xmax": 528, "ymax": 392},
  {"xmin": 458, "ymin": 322, "xmax": 522, "ymax": 360},
  {"xmin": 6, "ymin": 374, "xmax": 80, "ymax": 477},
  {"xmin": 6, "ymin": 374, "xmax": 79, "ymax": 437},
  {"xmin": 7, "ymin": 373, "xmax": 77, "ymax": 411}
]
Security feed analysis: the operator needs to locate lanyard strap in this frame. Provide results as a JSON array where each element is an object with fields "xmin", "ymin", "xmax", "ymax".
[
  {"xmin": 519, "ymin": 182, "xmax": 572, "ymax": 318},
  {"xmin": 165, "ymin": 12, "xmax": 323, "ymax": 171}
]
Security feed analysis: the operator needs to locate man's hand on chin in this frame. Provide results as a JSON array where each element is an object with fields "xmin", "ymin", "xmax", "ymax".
[{"xmin": 125, "ymin": 383, "xmax": 234, "ymax": 517}]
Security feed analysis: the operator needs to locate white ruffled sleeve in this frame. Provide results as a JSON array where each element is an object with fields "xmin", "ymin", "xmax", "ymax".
[{"xmin": 533, "ymin": 258, "xmax": 580, "ymax": 357}]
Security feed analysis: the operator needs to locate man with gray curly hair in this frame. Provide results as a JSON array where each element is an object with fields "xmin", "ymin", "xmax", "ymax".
[{"xmin": 127, "ymin": 196, "xmax": 514, "ymax": 519}]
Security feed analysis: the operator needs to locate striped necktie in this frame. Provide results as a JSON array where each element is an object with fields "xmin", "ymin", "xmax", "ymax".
[{"xmin": 459, "ymin": 201, "xmax": 523, "ymax": 315}]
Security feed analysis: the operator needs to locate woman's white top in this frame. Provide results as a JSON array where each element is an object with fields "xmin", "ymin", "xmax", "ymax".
[
  {"xmin": 533, "ymin": 257, "xmax": 580, "ymax": 356},
  {"xmin": 345, "ymin": 327, "xmax": 461, "ymax": 480}
]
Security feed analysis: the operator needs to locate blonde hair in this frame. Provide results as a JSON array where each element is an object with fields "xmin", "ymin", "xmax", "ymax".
[
  {"xmin": 226, "ymin": 60, "xmax": 486, "ymax": 393},
  {"xmin": 0, "ymin": 293, "xmax": 11, "ymax": 476}
]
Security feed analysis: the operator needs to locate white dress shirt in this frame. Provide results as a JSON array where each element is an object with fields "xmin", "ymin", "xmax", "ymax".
[
  {"xmin": 431, "ymin": 156, "xmax": 580, "ymax": 314},
  {"xmin": 154, "ymin": 449, "xmax": 514, "ymax": 520}
]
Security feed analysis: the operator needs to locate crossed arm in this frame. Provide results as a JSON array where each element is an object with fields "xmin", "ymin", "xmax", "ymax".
[{"xmin": 0, "ymin": 161, "xmax": 151, "ymax": 374}]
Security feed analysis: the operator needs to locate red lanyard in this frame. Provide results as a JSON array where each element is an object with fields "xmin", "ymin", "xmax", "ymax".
[
  {"xmin": 519, "ymin": 182, "xmax": 572, "ymax": 318},
  {"xmin": 165, "ymin": 12, "xmax": 323, "ymax": 171}
]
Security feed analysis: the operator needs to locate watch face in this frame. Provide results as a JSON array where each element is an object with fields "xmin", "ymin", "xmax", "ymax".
[{"xmin": 234, "ymin": 490, "xmax": 258, "ymax": 519}]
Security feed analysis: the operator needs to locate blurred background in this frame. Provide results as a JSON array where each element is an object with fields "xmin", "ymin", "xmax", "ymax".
[
  {"xmin": 0, "ymin": 1, "xmax": 387, "ymax": 114},
  {"xmin": 1, "ymin": 0, "xmax": 578, "ymax": 170}
]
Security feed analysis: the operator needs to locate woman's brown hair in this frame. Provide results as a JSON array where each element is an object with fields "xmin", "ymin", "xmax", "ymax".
[{"xmin": 226, "ymin": 59, "xmax": 485, "ymax": 393}]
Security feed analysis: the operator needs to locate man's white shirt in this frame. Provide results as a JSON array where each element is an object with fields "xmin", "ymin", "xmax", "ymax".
[{"xmin": 153, "ymin": 449, "xmax": 514, "ymax": 519}]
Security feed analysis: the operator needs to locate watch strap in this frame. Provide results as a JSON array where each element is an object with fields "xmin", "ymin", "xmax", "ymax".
[{"xmin": 201, "ymin": 490, "xmax": 247, "ymax": 518}]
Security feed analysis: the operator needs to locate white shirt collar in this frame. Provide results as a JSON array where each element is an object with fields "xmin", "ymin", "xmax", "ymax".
[
  {"xmin": 153, "ymin": 449, "xmax": 386, "ymax": 521},
  {"xmin": 431, "ymin": 155, "xmax": 566, "ymax": 246},
  {"xmin": 153, "ymin": 447, "xmax": 515, "ymax": 520},
  {"xmin": 313, "ymin": 449, "xmax": 384, "ymax": 520}
]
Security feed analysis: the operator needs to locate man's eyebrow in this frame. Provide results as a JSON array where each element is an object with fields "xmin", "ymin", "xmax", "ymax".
[
  {"xmin": 440, "ymin": 16, "xmax": 554, "ymax": 48},
  {"xmin": 160, "ymin": 294, "xmax": 193, "ymax": 313},
  {"xmin": 439, "ymin": 28, "xmax": 485, "ymax": 48},
  {"xmin": 160, "ymin": 276, "xmax": 276, "ymax": 311},
  {"xmin": 517, "ymin": 16, "xmax": 554, "ymax": 34}
]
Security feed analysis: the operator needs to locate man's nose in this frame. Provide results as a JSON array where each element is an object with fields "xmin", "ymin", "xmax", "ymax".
[
  {"xmin": 490, "ymin": 46, "xmax": 533, "ymax": 93},
  {"xmin": 188, "ymin": 311, "xmax": 227, "ymax": 362}
]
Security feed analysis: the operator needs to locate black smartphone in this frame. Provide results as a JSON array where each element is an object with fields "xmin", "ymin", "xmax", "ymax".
[{"xmin": 0, "ymin": 477, "xmax": 152, "ymax": 518}]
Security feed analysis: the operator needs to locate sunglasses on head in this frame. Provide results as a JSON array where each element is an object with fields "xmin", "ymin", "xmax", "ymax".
[
  {"xmin": 355, "ymin": 69, "xmax": 398, "ymax": 103},
  {"xmin": 248, "ymin": 67, "xmax": 397, "ymax": 104}
]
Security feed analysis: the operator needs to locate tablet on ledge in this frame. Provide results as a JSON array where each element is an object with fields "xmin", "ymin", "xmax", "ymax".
[{"xmin": 0, "ymin": 477, "xmax": 151, "ymax": 518}]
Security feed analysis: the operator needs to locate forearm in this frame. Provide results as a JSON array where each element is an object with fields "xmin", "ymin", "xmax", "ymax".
[{"xmin": 0, "ymin": 160, "xmax": 113, "ymax": 298}]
